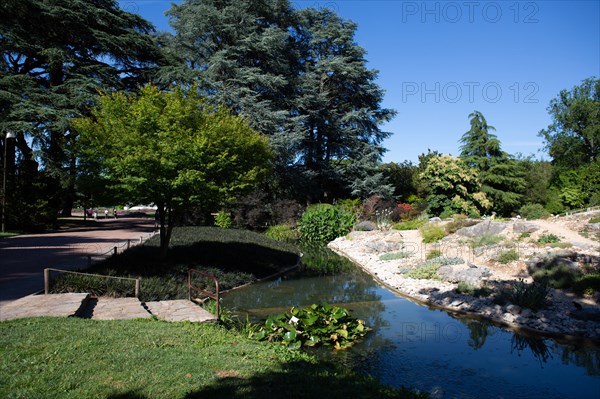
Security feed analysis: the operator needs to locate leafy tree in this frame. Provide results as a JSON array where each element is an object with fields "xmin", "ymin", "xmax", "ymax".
[
  {"xmin": 73, "ymin": 86, "xmax": 272, "ymax": 258},
  {"xmin": 379, "ymin": 161, "xmax": 419, "ymax": 201},
  {"xmin": 539, "ymin": 77, "xmax": 600, "ymax": 208},
  {"xmin": 419, "ymin": 155, "xmax": 491, "ymax": 217},
  {"xmin": 459, "ymin": 111, "xmax": 526, "ymax": 215},
  {"xmin": 539, "ymin": 77, "xmax": 600, "ymax": 168},
  {"xmin": 0, "ymin": 0, "xmax": 163, "ymax": 221}
]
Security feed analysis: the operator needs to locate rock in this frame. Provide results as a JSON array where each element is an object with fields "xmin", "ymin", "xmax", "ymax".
[
  {"xmin": 456, "ymin": 221, "xmax": 509, "ymax": 237},
  {"xmin": 429, "ymin": 217, "xmax": 442, "ymax": 223},
  {"xmin": 437, "ymin": 265, "xmax": 492, "ymax": 286},
  {"xmin": 506, "ymin": 304, "xmax": 521, "ymax": 315},
  {"xmin": 570, "ymin": 309, "xmax": 600, "ymax": 322},
  {"xmin": 587, "ymin": 222, "xmax": 600, "ymax": 232},
  {"xmin": 366, "ymin": 241, "xmax": 400, "ymax": 254},
  {"xmin": 354, "ymin": 221, "xmax": 377, "ymax": 231},
  {"xmin": 513, "ymin": 222, "xmax": 539, "ymax": 234},
  {"xmin": 502, "ymin": 313, "xmax": 517, "ymax": 323},
  {"xmin": 520, "ymin": 309, "xmax": 533, "ymax": 318}
]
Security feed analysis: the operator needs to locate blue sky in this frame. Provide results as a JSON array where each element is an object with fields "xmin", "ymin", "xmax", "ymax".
[{"xmin": 118, "ymin": 0, "xmax": 600, "ymax": 163}]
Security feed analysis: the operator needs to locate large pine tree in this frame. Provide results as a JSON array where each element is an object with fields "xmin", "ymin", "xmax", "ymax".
[
  {"xmin": 459, "ymin": 111, "xmax": 525, "ymax": 215},
  {"xmin": 0, "ymin": 0, "xmax": 163, "ymax": 222},
  {"xmin": 161, "ymin": 0, "xmax": 395, "ymax": 202}
]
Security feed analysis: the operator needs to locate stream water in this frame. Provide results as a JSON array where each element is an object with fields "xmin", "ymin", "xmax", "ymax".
[{"xmin": 222, "ymin": 266, "xmax": 600, "ymax": 399}]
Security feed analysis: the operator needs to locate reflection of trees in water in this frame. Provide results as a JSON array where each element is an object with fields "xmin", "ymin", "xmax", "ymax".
[
  {"xmin": 511, "ymin": 334, "xmax": 553, "ymax": 367},
  {"xmin": 553, "ymin": 342, "xmax": 600, "ymax": 376},
  {"xmin": 452, "ymin": 316, "xmax": 496, "ymax": 350}
]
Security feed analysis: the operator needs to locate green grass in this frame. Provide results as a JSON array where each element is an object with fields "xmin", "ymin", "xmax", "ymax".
[
  {"xmin": 588, "ymin": 217, "xmax": 600, "ymax": 224},
  {"xmin": 50, "ymin": 226, "xmax": 300, "ymax": 302},
  {"xmin": 0, "ymin": 318, "xmax": 427, "ymax": 399},
  {"xmin": 393, "ymin": 219, "xmax": 426, "ymax": 230}
]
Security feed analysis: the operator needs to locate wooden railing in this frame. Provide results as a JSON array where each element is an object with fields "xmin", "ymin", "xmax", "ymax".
[
  {"xmin": 44, "ymin": 268, "xmax": 141, "ymax": 297},
  {"xmin": 188, "ymin": 269, "xmax": 220, "ymax": 320}
]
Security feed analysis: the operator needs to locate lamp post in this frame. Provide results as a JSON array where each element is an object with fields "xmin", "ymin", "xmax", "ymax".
[{"xmin": 2, "ymin": 130, "xmax": 16, "ymax": 233}]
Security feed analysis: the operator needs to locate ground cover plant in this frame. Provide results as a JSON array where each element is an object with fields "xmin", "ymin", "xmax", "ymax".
[
  {"xmin": 470, "ymin": 233, "xmax": 503, "ymax": 248},
  {"xmin": 419, "ymin": 223, "xmax": 446, "ymax": 243},
  {"xmin": 50, "ymin": 226, "xmax": 300, "ymax": 302},
  {"xmin": 393, "ymin": 218, "xmax": 426, "ymax": 230},
  {"xmin": 495, "ymin": 280, "xmax": 549, "ymax": 310},
  {"xmin": 0, "ymin": 317, "xmax": 427, "ymax": 399}
]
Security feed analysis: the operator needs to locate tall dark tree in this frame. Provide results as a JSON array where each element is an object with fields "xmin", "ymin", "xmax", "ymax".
[
  {"xmin": 459, "ymin": 111, "xmax": 525, "ymax": 215},
  {"xmin": 290, "ymin": 8, "xmax": 395, "ymax": 201},
  {"xmin": 161, "ymin": 0, "xmax": 395, "ymax": 202},
  {"xmin": 0, "ymin": 0, "xmax": 163, "ymax": 223}
]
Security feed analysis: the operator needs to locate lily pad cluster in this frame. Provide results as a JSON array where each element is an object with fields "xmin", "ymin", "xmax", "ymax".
[{"xmin": 251, "ymin": 303, "xmax": 370, "ymax": 350}]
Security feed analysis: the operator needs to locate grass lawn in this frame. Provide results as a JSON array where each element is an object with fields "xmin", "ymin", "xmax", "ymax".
[{"xmin": 0, "ymin": 317, "xmax": 426, "ymax": 399}]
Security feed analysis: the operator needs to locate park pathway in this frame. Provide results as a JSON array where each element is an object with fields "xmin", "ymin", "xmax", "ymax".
[{"xmin": 0, "ymin": 218, "xmax": 155, "ymax": 308}]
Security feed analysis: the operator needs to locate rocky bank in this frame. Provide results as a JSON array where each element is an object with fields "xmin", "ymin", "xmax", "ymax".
[{"xmin": 328, "ymin": 212, "xmax": 600, "ymax": 341}]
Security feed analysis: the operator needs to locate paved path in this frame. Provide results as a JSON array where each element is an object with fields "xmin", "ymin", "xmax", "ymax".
[
  {"xmin": 0, "ymin": 218, "xmax": 155, "ymax": 308},
  {"xmin": 0, "ymin": 293, "xmax": 216, "ymax": 323}
]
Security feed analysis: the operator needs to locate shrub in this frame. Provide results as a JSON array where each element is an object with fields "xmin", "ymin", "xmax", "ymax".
[
  {"xmin": 497, "ymin": 249, "xmax": 519, "ymax": 264},
  {"xmin": 393, "ymin": 219, "xmax": 426, "ymax": 230},
  {"xmin": 299, "ymin": 204, "xmax": 356, "ymax": 245},
  {"xmin": 496, "ymin": 280, "xmax": 549, "ymax": 310},
  {"xmin": 589, "ymin": 216, "xmax": 600, "ymax": 224},
  {"xmin": 537, "ymin": 233, "xmax": 561, "ymax": 245},
  {"xmin": 426, "ymin": 249, "xmax": 443, "ymax": 259},
  {"xmin": 519, "ymin": 203, "xmax": 551, "ymax": 220},
  {"xmin": 573, "ymin": 273, "xmax": 600, "ymax": 296},
  {"xmin": 456, "ymin": 281, "xmax": 494, "ymax": 297},
  {"xmin": 528, "ymin": 254, "xmax": 581, "ymax": 289},
  {"xmin": 265, "ymin": 224, "xmax": 299, "ymax": 242},
  {"xmin": 379, "ymin": 252, "xmax": 411, "ymax": 261},
  {"xmin": 403, "ymin": 263, "xmax": 441, "ymax": 280},
  {"xmin": 214, "ymin": 211, "xmax": 232, "ymax": 228},
  {"xmin": 419, "ymin": 224, "xmax": 446, "ymax": 243},
  {"xmin": 470, "ymin": 234, "xmax": 503, "ymax": 248},
  {"xmin": 518, "ymin": 232, "xmax": 531, "ymax": 240}
]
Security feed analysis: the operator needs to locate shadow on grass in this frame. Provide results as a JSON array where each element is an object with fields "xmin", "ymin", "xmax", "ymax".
[{"xmin": 182, "ymin": 360, "xmax": 426, "ymax": 399}]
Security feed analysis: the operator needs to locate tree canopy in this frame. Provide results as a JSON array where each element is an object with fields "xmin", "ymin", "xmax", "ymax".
[
  {"xmin": 160, "ymin": 0, "xmax": 395, "ymax": 202},
  {"xmin": 73, "ymin": 86, "xmax": 272, "ymax": 257},
  {"xmin": 0, "ymin": 0, "xmax": 164, "ymax": 223}
]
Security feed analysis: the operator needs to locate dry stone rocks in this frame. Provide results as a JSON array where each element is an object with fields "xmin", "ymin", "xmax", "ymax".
[{"xmin": 456, "ymin": 221, "xmax": 509, "ymax": 237}]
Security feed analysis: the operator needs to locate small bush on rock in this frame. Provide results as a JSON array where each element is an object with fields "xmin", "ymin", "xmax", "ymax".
[
  {"xmin": 497, "ymin": 249, "xmax": 519, "ymax": 264},
  {"xmin": 393, "ymin": 219, "xmax": 426, "ymax": 230},
  {"xmin": 419, "ymin": 224, "xmax": 446, "ymax": 243},
  {"xmin": 496, "ymin": 280, "xmax": 549, "ymax": 310}
]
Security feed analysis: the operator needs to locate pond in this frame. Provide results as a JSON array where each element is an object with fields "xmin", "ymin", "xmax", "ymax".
[{"xmin": 222, "ymin": 265, "xmax": 600, "ymax": 399}]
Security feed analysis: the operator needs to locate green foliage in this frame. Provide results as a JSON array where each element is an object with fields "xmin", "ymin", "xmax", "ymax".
[
  {"xmin": 214, "ymin": 211, "xmax": 233, "ymax": 229},
  {"xmin": 589, "ymin": 217, "xmax": 600, "ymax": 224},
  {"xmin": 497, "ymin": 249, "xmax": 519, "ymax": 264},
  {"xmin": 426, "ymin": 249, "xmax": 443, "ymax": 259},
  {"xmin": 496, "ymin": 280, "xmax": 549, "ymax": 310},
  {"xmin": 74, "ymin": 86, "xmax": 272, "ymax": 255},
  {"xmin": 0, "ymin": 0, "xmax": 163, "ymax": 219},
  {"xmin": 393, "ymin": 218, "xmax": 426, "ymax": 230},
  {"xmin": 537, "ymin": 233, "xmax": 561, "ymax": 245},
  {"xmin": 163, "ymin": 2, "xmax": 396, "ymax": 202},
  {"xmin": 419, "ymin": 224, "xmax": 447, "ymax": 243},
  {"xmin": 527, "ymin": 255, "xmax": 581, "ymax": 289},
  {"xmin": 299, "ymin": 204, "xmax": 356, "ymax": 245},
  {"xmin": 420, "ymin": 154, "xmax": 491, "ymax": 217},
  {"xmin": 250, "ymin": 303, "xmax": 371, "ymax": 350},
  {"xmin": 573, "ymin": 273, "xmax": 600, "ymax": 296},
  {"xmin": 403, "ymin": 264, "xmax": 442, "ymax": 280},
  {"xmin": 456, "ymin": 282, "xmax": 494, "ymax": 297},
  {"xmin": 470, "ymin": 234, "xmax": 503, "ymax": 248},
  {"xmin": 265, "ymin": 224, "xmax": 299, "ymax": 242},
  {"xmin": 519, "ymin": 203, "xmax": 551, "ymax": 219},
  {"xmin": 379, "ymin": 252, "xmax": 411, "ymax": 261},
  {"xmin": 518, "ymin": 232, "xmax": 531, "ymax": 240}
]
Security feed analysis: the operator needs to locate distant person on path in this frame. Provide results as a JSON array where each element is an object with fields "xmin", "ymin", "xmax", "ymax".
[
  {"xmin": 113, "ymin": 208, "xmax": 118, "ymax": 219},
  {"xmin": 104, "ymin": 209, "xmax": 109, "ymax": 219},
  {"xmin": 154, "ymin": 210, "xmax": 160, "ymax": 229},
  {"xmin": 93, "ymin": 210, "xmax": 97, "ymax": 220}
]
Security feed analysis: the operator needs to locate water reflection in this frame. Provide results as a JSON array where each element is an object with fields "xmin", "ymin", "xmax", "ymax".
[{"xmin": 222, "ymin": 263, "xmax": 600, "ymax": 398}]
